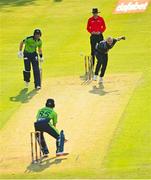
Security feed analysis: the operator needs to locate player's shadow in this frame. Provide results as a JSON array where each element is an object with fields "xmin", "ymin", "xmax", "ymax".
[
  {"xmin": 54, "ymin": 0, "xmax": 62, "ymax": 2},
  {"xmin": 0, "ymin": 0, "xmax": 36, "ymax": 7},
  {"xmin": 79, "ymin": 74, "xmax": 86, "ymax": 81},
  {"xmin": 79, "ymin": 75, "xmax": 93, "ymax": 85},
  {"xmin": 89, "ymin": 83, "xmax": 119, "ymax": 96},
  {"xmin": 0, "ymin": 0, "xmax": 37, "ymax": 12},
  {"xmin": 25, "ymin": 157, "xmax": 67, "ymax": 173},
  {"xmin": 9, "ymin": 88, "xmax": 37, "ymax": 103}
]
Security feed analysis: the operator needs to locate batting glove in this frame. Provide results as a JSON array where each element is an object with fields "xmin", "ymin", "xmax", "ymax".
[
  {"xmin": 39, "ymin": 57, "xmax": 44, "ymax": 62},
  {"xmin": 18, "ymin": 51, "xmax": 23, "ymax": 58}
]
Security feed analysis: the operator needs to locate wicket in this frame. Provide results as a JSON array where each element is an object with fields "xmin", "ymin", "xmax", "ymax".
[
  {"xmin": 84, "ymin": 55, "xmax": 93, "ymax": 80},
  {"xmin": 30, "ymin": 131, "xmax": 42, "ymax": 163}
]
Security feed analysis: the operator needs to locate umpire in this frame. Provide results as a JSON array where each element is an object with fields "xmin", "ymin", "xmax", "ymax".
[
  {"xmin": 93, "ymin": 36, "xmax": 126, "ymax": 83},
  {"xmin": 18, "ymin": 29, "xmax": 43, "ymax": 90},
  {"xmin": 87, "ymin": 8, "xmax": 106, "ymax": 65}
]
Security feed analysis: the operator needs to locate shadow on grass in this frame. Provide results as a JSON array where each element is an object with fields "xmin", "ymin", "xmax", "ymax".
[
  {"xmin": 89, "ymin": 83, "xmax": 119, "ymax": 96},
  {"xmin": 25, "ymin": 156, "xmax": 67, "ymax": 173},
  {"xmin": 9, "ymin": 88, "xmax": 38, "ymax": 103},
  {"xmin": 54, "ymin": 0, "xmax": 62, "ymax": 2},
  {"xmin": 0, "ymin": 0, "xmax": 36, "ymax": 9},
  {"xmin": 80, "ymin": 75, "xmax": 93, "ymax": 85}
]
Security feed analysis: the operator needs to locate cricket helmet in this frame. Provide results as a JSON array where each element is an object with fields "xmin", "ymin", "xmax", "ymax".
[
  {"xmin": 46, "ymin": 98, "xmax": 55, "ymax": 108},
  {"xmin": 33, "ymin": 29, "xmax": 42, "ymax": 36}
]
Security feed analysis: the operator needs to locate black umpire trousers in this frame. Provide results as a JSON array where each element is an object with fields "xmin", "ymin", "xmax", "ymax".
[
  {"xmin": 90, "ymin": 34, "xmax": 104, "ymax": 65},
  {"xmin": 23, "ymin": 51, "xmax": 41, "ymax": 88},
  {"xmin": 95, "ymin": 51, "xmax": 108, "ymax": 77}
]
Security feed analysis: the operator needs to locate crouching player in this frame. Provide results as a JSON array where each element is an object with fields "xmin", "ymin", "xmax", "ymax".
[{"xmin": 34, "ymin": 98, "xmax": 69, "ymax": 157}]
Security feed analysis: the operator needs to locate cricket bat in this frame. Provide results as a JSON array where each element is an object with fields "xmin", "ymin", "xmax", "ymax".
[{"xmin": 39, "ymin": 61, "xmax": 42, "ymax": 86}]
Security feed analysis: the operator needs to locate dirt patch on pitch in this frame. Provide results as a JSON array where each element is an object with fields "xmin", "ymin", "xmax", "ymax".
[{"xmin": 0, "ymin": 73, "xmax": 141, "ymax": 176}]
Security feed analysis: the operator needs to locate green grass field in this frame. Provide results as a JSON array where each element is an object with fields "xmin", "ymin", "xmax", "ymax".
[{"xmin": 0, "ymin": 0, "xmax": 151, "ymax": 179}]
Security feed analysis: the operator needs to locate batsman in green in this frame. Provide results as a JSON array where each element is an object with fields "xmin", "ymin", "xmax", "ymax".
[
  {"xmin": 18, "ymin": 29, "xmax": 43, "ymax": 90},
  {"xmin": 34, "ymin": 98, "xmax": 69, "ymax": 157}
]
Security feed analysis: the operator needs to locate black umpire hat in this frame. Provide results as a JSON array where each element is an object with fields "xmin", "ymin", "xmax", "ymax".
[{"xmin": 92, "ymin": 8, "xmax": 100, "ymax": 14}]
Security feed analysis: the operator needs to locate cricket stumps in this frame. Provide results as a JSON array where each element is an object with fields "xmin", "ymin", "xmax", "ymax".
[
  {"xmin": 84, "ymin": 55, "xmax": 93, "ymax": 81},
  {"xmin": 30, "ymin": 131, "xmax": 42, "ymax": 164}
]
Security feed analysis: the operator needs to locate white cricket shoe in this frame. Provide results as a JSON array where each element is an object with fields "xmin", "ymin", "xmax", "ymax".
[
  {"xmin": 93, "ymin": 75, "xmax": 97, "ymax": 81},
  {"xmin": 99, "ymin": 77, "xmax": 103, "ymax": 83},
  {"xmin": 36, "ymin": 86, "xmax": 41, "ymax": 90},
  {"xmin": 25, "ymin": 81, "xmax": 29, "ymax": 87}
]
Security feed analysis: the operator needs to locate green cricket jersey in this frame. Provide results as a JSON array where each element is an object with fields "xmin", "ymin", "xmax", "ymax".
[
  {"xmin": 23, "ymin": 36, "xmax": 42, "ymax": 53},
  {"xmin": 36, "ymin": 107, "xmax": 58, "ymax": 127}
]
